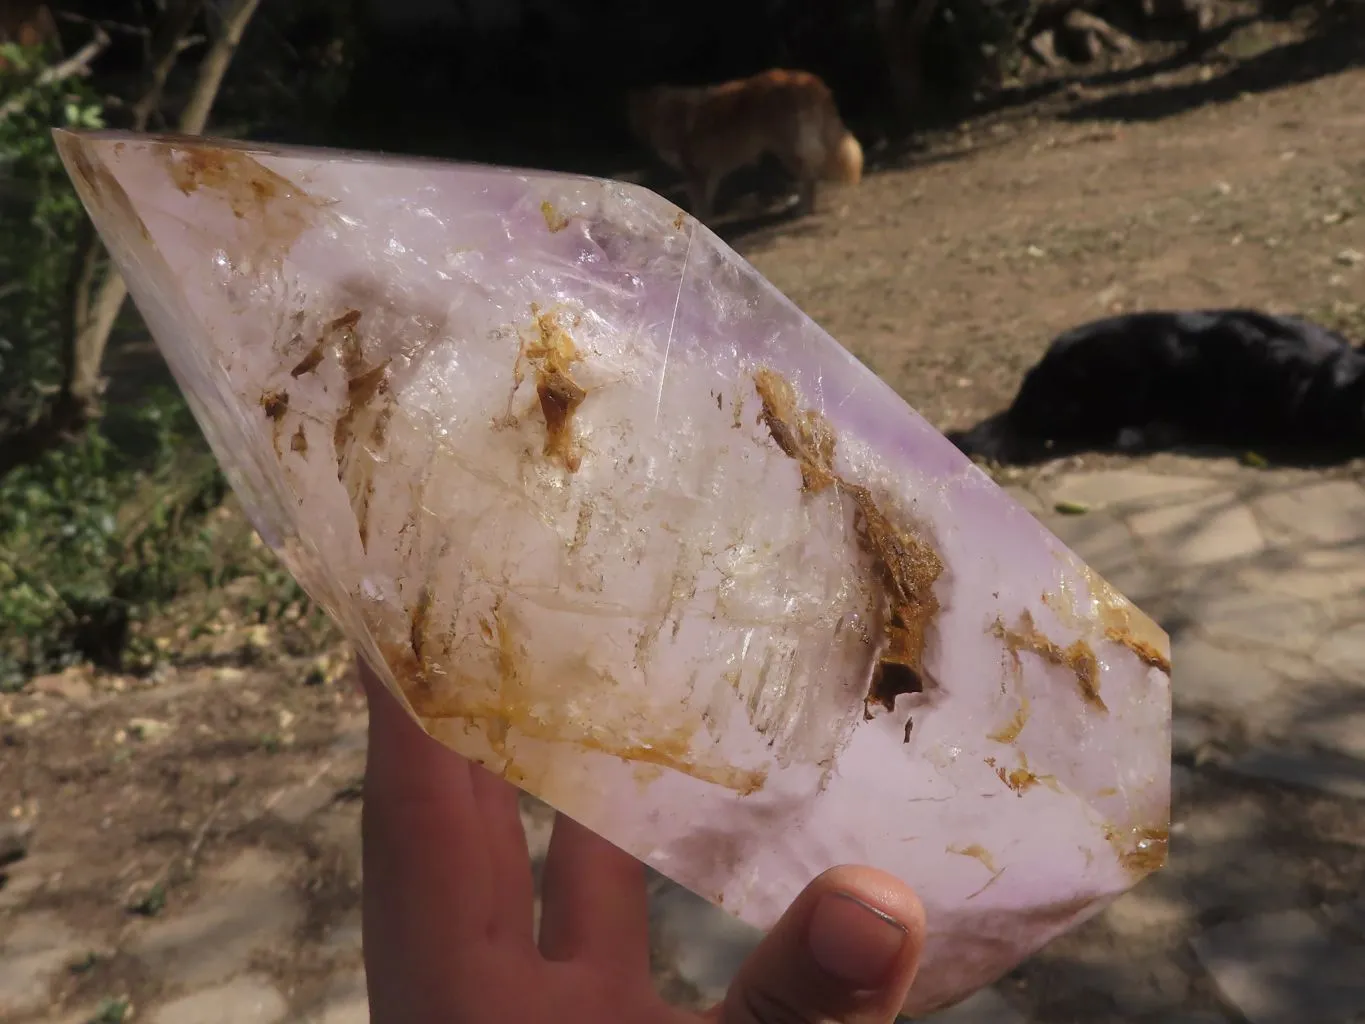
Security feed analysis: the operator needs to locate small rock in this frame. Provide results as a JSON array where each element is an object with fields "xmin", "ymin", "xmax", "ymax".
[{"xmin": 1336, "ymin": 248, "xmax": 1364, "ymax": 267}]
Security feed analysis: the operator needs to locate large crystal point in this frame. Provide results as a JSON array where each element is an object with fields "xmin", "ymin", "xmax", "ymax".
[{"xmin": 56, "ymin": 130, "xmax": 1170, "ymax": 1016}]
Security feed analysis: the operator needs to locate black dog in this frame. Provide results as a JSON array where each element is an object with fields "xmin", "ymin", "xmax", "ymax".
[{"xmin": 947, "ymin": 309, "xmax": 1365, "ymax": 464}]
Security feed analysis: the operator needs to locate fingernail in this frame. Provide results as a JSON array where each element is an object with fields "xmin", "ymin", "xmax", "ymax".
[{"xmin": 807, "ymin": 890, "xmax": 908, "ymax": 988}]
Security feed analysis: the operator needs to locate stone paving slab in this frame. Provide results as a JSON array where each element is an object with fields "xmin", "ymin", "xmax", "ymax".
[
  {"xmin": 1126, "ymin": 492, "xmax": 1267, "ymax": 567},
  {"xmin": 1169, "ymin": 634, "xmax": 1287, "ymax": 717},
  {"xmin": 304, "ymin": 970, "xmax": 369, "ymax": 1024},
  {"xmin": 1223, "ymin": 748, "xmax": 1365, "ymax": 801},
  {"xmin": 1316, "ymin": 621, "xmax": 1365, "ymax": 682},
  {"xmin": 1184, "ymin": 587, "xmax": 1329, "ymax": 656},
  {"xmin": 914, "ymin": 987, "xmax": 1027, "ymax": 1022},
  {"xmin": 1046, "ymin": 470, "xmax": 1223, "ymax": 511},
  {"xmin": 125, "ymin": 848, "xmax": 304, "ymax": 991},
  {"xmin": 1191, "ymin": 909, "xmax": 1365, "ymax": 1024},
  {"xmin": 1250, "ymin": 479, "xmax": 1365, "ymax": 547},
  {"xmin": 147, "ymin": 975, "xmax": 288, "ymax": 1024},
  {"xmin": 0, "ymin": 913, "xmax": 84, "ymax": 1018},
  {"xmin": 648, "ymin": 879, "xmax": 762, "ymax": 1006},
  {"xmin": 1325, "ymin": 897, "xmax": 1365, "ymax": 941}
]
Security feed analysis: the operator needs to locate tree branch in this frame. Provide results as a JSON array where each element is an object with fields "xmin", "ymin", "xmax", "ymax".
[
  {"xmin": 52, "ymin": 10, "xmax": 150, "ymax": 40},
  {"xmin": 176, "ymin": 0, "xmax": 262, "ymax": 134},
  {"xmin": 130, "ymin": 0, "xmax": 206, "ymax": 131},
  {"xmin": 0, "ymin": 25, "xmax": 110, "ymax": 124},
  {"xmin": 0, "ymin": 0, "xmax": 267, "ymax": 482},
  {"xmin": 59, "ymin": 0, "xmax": 262, "ymax": 432}
]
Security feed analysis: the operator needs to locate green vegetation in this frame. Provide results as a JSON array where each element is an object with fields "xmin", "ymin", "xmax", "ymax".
[
  {"xmin": 0, "ymin": 41, "xmax": 101, "ymax": 421},
  {"xmin": 0, "ymin": 29, "xmax": 320, "ymax": 689}
]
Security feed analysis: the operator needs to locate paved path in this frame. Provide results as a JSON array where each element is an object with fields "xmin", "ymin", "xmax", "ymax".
[{"xmin": 2, "ymin": 460, "xmax": 1363, "ymax": 1022}]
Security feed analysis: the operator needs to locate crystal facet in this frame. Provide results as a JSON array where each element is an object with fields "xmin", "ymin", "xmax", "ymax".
[{"xmin": 56, "ymin": 130, "xmax": 1172, "ymax": 1016}]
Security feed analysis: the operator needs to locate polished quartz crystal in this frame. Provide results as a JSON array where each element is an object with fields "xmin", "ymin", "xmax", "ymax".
[{"xmin": 56, "ymin": 129, "xmax": 1171, "ymax": 1016}]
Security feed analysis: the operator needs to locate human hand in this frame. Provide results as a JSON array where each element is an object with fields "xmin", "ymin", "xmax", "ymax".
[{"xmin": 358, "ymin": 656, "xmax": 927, "ymax": 1023}]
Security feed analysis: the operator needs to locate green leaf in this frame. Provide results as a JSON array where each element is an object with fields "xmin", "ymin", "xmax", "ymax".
[{"xmin": 128, "ymin": 882, "xmax": 167, "ymax": 917}]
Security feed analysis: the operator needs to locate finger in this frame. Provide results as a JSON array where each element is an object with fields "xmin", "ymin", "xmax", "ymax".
[
  {"xmin": 537, "ymin": 811, "xmax": 651, "ymax": 977},
  {"xmin": 360, "ymin": 657, "xmax": 499, "ymax": 1015},
  {"xmin": 718, "ymin": 865, "xmax": 925, "ymax": 1024},
  {"xmin": 468, "ymin": 759, "xmax": 538, "ymax": 943}
]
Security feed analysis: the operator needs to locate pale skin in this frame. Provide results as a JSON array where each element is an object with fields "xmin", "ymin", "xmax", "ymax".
[{"xmin": 358, "ymin": 657, "xmax": 929, "ymax": 1024}]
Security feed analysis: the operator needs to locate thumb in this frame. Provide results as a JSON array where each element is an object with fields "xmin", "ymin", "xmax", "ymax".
[{"xmin": 718, "ymin": 866, "xmax": 926, "ymax": 1024}]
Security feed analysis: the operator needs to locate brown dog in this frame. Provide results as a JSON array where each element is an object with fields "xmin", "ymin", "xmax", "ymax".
[{"xmin": 627, "ymin": 69, "xmax": 864, "ymax": 220}]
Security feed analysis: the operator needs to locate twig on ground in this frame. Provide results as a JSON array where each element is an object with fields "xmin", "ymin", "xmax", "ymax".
[
  {"xmin": 182, "ymin": 790, "xmax": 229, "ymax": 874},
  {"xmin": 128, "ymin": 786, "xmax": 230, "ymax": 914}
]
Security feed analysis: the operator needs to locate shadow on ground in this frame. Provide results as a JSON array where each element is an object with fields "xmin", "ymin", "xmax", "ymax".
[{"xmin": 1061, "ymin": 2, "xmax": 1365, "ymax": 123}]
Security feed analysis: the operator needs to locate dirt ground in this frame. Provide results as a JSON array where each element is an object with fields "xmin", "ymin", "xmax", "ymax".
[{"xmin": 3, "ymin": 4, "xmax": 1365, "ymax": 1021}]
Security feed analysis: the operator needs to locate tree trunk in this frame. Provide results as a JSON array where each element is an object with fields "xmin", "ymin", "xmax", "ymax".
[
  {"xmin": 60, "ymin": 0, "xmax": 262, "ymax": 425},
  {"xmin": 176, "ymin": 0, "xmax": 263, "ymax": 134},
  {"xmin": 130, "ymin": 0, "xmax": 207, "ymax": 131},
  {"xmin": 876, "ymin": 0, "xmax": 943, "ymax": 119}
]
